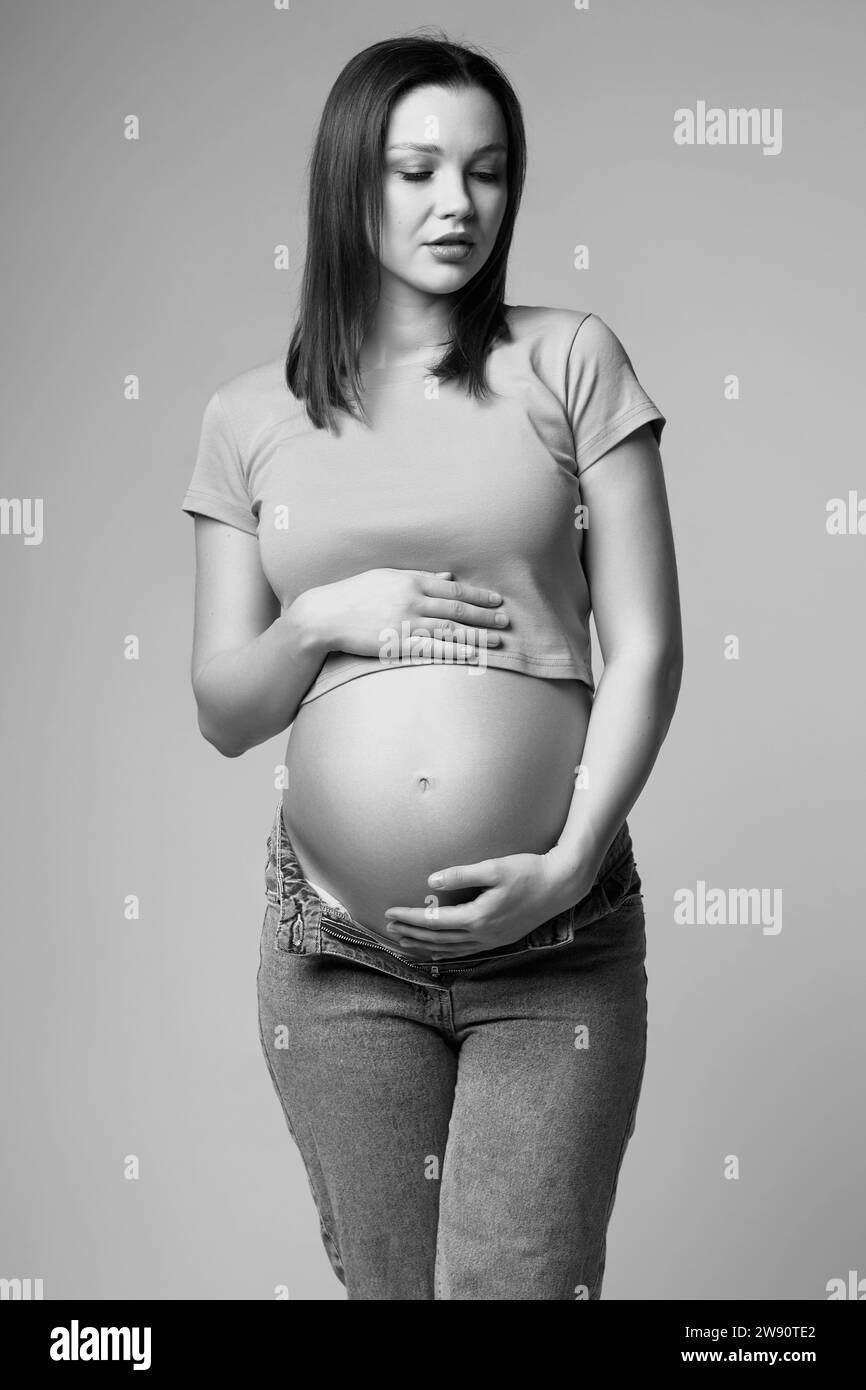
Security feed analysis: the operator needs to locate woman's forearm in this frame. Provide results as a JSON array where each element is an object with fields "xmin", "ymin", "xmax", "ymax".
[
  {"xmin": 192, "ymin": 592, "xmax": 330, "ymax": 757},
  {"xmin": 551, "ymin": 648, "xmax": 683, "ymax": 886}
]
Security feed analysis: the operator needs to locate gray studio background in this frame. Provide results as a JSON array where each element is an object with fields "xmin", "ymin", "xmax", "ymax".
[{"xmin": 1, "ymin": 0, "xmax": 863, "ymax": 1300}]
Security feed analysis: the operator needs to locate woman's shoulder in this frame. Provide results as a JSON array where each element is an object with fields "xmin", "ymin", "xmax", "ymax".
[
  {"xmin": 504, "ymin": 302, "xmax": 596, "ymax": 345},
  {"xmin": 498, "ymin": 303, "xmax": 606, "ymax": 382},
  {"xmin": 505, "ymin": 302, "xmax": 592, "ymax": 335},
  {"xmin": 205, "ymin": 352, "xmax": 305, "ymax": 443},
  {"xmin": 502, "ymin": 303, "xmax": 641, "ymax": 376},
  {"xmin": 211, "ymin": 353, "xmax": 291, "ymax": 411}
]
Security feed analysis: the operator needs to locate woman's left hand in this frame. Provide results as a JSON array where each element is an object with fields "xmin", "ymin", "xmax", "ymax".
[{"xmin": 383, "ymin": 846, "xmax": 600, "ymax": 960}]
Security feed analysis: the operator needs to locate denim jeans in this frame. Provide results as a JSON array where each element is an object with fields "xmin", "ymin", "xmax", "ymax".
[{"xmin": 257, "ymin": 797, "xmax": 648, "ymax": 1300}]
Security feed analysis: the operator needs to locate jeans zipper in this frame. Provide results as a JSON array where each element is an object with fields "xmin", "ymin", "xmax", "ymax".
[
  {"xmin": 319, "ymin": 918, "xmax": 575, "ymax": 978},
  {"xmin": 320, "ymin": 919, "xmax": 415, "ymax": 963},
  {"xmin": 320, "ymin": 920, "xmax": 471, "ymax": 977}
]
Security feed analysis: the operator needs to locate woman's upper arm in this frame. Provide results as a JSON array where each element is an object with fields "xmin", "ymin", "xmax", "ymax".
[
  {"xmin": 577, "ymin": 423, "xmax": 683, "ymax": 666},
  {"xmin": 190, "ymin": 515, "xmax": 280, "ymax": 689}
]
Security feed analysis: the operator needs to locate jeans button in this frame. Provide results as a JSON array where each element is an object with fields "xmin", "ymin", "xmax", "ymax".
[{"xmin": 431, "ymin": 965, "xmax": 440, "ymax": 979}]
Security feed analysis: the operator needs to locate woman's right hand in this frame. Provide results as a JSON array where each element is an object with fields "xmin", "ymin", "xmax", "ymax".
[{"xmin": 297, "ymin": 569, "xmax": 509, "ymax": 661}]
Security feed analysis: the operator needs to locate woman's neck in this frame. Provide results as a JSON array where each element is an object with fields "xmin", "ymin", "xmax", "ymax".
[{"xmin": 360, "ymin": 294, "xmax": 453, "ymax": 371}]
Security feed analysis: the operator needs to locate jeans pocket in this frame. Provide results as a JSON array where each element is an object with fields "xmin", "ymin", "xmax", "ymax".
[
  {"xmin": 525, "ymin": 906, "xmax": 576, "ymax": 950},
  {"xmin": 598, "ymin": 854, "xmax": 642, "ymax": 916}
]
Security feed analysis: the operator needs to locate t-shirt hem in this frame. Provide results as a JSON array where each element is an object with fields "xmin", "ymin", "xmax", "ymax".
[
  {"xmin": 298, "ymin": 652, "xmax": 596, "ymax": 707},
  {"xmin": 575, "ymin": 402, "xmax": 666, "ymax": 477},
  {"xmin": 181, "ymin": 489, "xmax": 258, "ymax": 535}
]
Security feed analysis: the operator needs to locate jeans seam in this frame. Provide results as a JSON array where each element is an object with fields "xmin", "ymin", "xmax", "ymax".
[
  {"xmin": 256, "ymin": 958, "xmax": 347, "ymax": 1284},
  {"xmin": 587, "ymin": 1011, "xmax": 647, "ymax": 1299}
]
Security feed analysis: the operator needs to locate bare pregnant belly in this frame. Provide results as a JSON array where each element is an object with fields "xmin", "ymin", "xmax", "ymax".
[{"xmin": 282, "ymin": 664, "xmax": 593, "ymax": 939}]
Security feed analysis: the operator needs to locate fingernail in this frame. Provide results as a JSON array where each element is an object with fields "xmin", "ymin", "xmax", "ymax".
[
  {"xmin": 494, "ymin": 612, "xmax": 507, "ymax": 625},
  {"xmin": 429, "ymin": 872, "xmax": 443, "ymax": 887},
  {"xmin": 489, "ymin": 591, "xmax": 502, "ymax": 603}
]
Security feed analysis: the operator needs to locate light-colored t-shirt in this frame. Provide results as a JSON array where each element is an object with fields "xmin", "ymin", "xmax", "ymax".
[{"xmin": 181, "ymin": 304, "xmax": 666, "ymax": 706}]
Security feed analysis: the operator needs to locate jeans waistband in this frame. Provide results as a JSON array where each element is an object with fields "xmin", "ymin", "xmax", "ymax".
[{"xmin": 264, "ymin": 796, "xmax": 637, "ymax": 977}]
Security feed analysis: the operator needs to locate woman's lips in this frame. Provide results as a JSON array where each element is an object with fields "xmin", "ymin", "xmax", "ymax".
[{"xmin": 426, "ymin": 241, "xmax": 474, "ymax": 261}]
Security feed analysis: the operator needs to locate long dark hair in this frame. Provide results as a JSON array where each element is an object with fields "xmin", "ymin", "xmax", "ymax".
[{"xmin": 285, "ymin": 29, "xmax": 527, "ymax": 432}]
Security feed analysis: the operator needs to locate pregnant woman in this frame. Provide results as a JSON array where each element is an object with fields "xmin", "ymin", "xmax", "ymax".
[{"xmin": 182, "ymin": 32, "xmax": 682, "ymax": 1300}]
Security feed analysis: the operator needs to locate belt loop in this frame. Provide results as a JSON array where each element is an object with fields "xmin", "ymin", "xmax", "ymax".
[
  {"xmin": 274, "ymin": 797, "xmax": 316, "ymax": 950},
  {"xmin": 275, "ymin": 796, "xmax": 284, "ymax": 919}
]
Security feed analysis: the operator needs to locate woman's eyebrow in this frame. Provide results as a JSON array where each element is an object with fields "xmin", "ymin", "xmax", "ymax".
[{"xmin": 385, "ymin": 141, "xmax": 507, "ymax": 156}]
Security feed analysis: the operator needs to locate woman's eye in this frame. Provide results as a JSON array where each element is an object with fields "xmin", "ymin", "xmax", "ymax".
[{"xmin": 397, "ymin": 170, "xmax": 501, "ymax": 183}]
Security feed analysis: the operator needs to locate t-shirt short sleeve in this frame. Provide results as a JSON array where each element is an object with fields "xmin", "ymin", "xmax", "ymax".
[
  {"xmin": 181, "ymin": 389, "xmax": 258, "ymax": 534},
  {"xmin": 565, "ymin": 313, "xmax": 666, "ymax": 477}
]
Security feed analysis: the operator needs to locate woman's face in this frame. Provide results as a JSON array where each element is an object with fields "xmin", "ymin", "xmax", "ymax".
[{"xmin": 375, "ymin": 83, "xmax": 508, "ymax": 303}]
